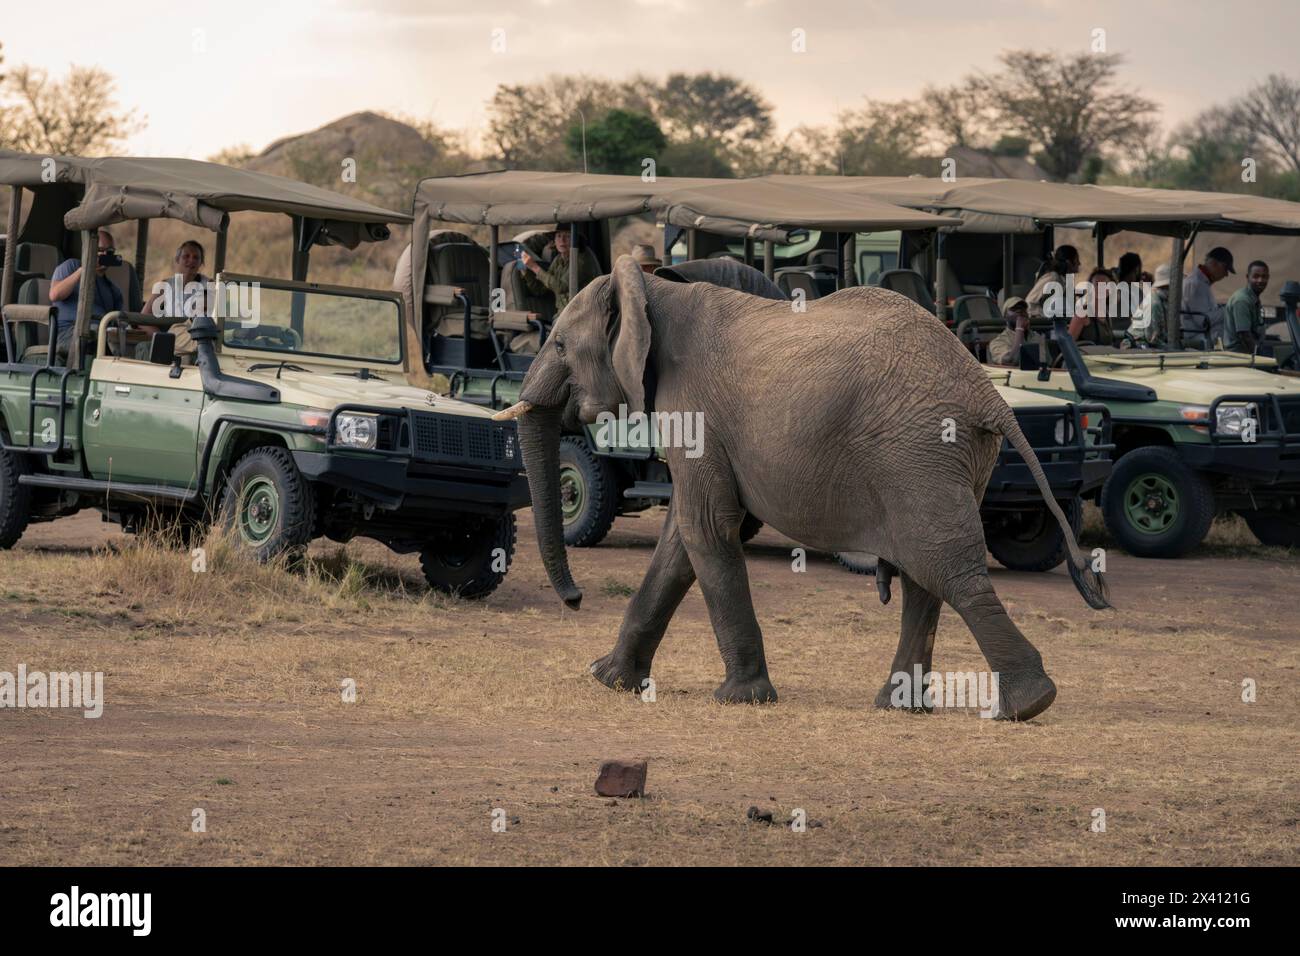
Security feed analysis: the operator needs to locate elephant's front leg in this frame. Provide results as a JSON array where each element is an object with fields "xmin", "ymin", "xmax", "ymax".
[
  {"xmin": 874, "ymin": 571, "xmax": 942, "ymax": 712},
  {"xmin": 591, "ymin": 497, "xmax": 696, "ymax": 695}
]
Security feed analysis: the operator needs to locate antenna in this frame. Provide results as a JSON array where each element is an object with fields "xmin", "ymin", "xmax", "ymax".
[{"xmin": 578, "ymin": 109, "xmax": 588, "ymax": 173}]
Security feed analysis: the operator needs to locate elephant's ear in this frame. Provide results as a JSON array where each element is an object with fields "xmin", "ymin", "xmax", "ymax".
[{"xmin": 609, "ymin": 255, "xmax": 652, "ymax": 414}]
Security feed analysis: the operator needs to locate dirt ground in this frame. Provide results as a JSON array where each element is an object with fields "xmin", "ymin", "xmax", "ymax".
[{"xmin": 1, "ymin": 506, "xmax": 1297, "ymax": 866}]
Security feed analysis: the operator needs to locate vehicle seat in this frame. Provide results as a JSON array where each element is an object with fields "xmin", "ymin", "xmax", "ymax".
[
  {"xmin": 952, "ymin": 294, "xmax": 1004, "ymax": 360},
  {"xmin": 875, "ymin": 269, "xmax": 936, "ymax": 313},
  {"xmin": 807, "ymin": 249, "xmax": 838, "ymax": 269},
  {"xmin": 775, "ymin": 268, "xmax": 820, "ymax": 301},
  {"xmin": 103, "ymin": 262, "xmax": 144, "ymax": 313},
  {"xmin": 577, "ymin": 245, "xmax": 604, "ymax": 279},
  {"xmin": 502, "ymin": 258, "xmax": 554, "ymax": 322},
  {"xmin": 5, "ymin": 295, "xmax": 53, "ymax": 363},
  {"xmin": 15, "ymin": 242, "xmax": 60, "ymax": 279},
  {"xmin": 18, "ymin": 277, "xmax": 51, "ymax": 306},
  {"xmin": 422, "ymin": 232, "xmax": 495, "ymax": 370}
]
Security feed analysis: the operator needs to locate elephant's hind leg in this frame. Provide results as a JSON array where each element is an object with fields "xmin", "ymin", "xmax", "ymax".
[
  {"xmin": 591, "ymin": 497, "xmax": 696, "ymax": 695},
  {"xmin": 941, "ymin": 571, "xmax": 1057, "ymax": 721},
  {"xmin": 873, "ymin": 572, "xmax": 942, "ymax": 712}
]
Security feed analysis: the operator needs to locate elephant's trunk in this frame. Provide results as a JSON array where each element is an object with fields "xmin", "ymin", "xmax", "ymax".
[{"xmin": 517, "ymin": 404, "xmax": 582, "ymax": 610}]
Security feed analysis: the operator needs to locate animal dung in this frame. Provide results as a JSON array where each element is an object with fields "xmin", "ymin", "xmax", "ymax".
[{"xmin": 594, "ymin": 759, "xmax": 647, "ymax": 798}]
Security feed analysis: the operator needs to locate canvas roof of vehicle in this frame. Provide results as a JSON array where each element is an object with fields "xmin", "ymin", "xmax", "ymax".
[{"xmin": 0, "ymin": 150, "xmax": 410, "ymax": 242}]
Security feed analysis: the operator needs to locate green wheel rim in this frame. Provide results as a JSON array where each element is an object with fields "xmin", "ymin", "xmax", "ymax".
[
  {"xmin": 559, "ymin": 465, "xmax": 586, "ymax": 525},
  {"xmin": 238, "ymin": 476, "xmax": 280, "ymax": 545},
  {"xmin": 1123, "ymin": 472, "xmax": 1179, "ymax": 535}
]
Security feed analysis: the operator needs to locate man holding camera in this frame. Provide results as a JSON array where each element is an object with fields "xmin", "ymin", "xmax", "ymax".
[{"xmin": 47, "ymin": 228, "xmax": 125, "ymax": 355}]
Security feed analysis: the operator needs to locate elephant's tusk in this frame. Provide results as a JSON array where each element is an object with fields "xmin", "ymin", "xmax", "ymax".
[{"xmin": 492, "ymin": 400, "xmax": 534, "ymax": 421}]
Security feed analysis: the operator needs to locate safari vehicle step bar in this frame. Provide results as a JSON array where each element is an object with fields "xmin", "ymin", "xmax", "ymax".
[
  {"xmin": 17, "ymin": 473, "xmax": 199, "ymax": 503},
  {"xmin": 624, "ymin": 481, "xmax": 673, "ymax": 501}
]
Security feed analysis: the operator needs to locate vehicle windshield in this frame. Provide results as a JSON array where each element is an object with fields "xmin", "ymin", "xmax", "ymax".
[{"xmin": 220, "ymin": 284, "xmax": 402, "ymax": 364}]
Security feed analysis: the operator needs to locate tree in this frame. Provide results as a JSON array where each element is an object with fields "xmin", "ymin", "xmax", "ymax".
[
  {"xmin": 2, "ymin": 62, "xmax": 142, "ymax": 154},
  {"xmin": 485, "ymin": 75, "xmax": 650, "ymax": 170},
  {"xmin": 833, "ymin": 99, "xmax": 932, "ymax": 176},
  {"xmin": 650, "ymin": 72, "xmax": 773, "ymax": 150},
  {"xmin": 1228, "ymin": 74, "xmax": 1300, "ymax": 174},
  {"xmin": 971, "ymin": 50, "xmax": 1157, "ymax": 182},
  {"xmin": 566, "ymin": 109, "xmax": 666, "ymax": 175},
  {"xmin": 921, "ymin": 81, "xmax": 994, "ymax": 151}
]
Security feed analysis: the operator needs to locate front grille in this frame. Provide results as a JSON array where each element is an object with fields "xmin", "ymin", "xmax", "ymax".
[
  {"xmin": 410, "ymin": 411, "xmax": 521, "ymax": 470},
  {"xmin": 1276, "ymin": 398, "xmax": 1300, "ymax": 436}
]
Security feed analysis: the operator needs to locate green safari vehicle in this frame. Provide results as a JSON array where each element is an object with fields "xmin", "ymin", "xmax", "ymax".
[
  {"xmin": 0, "ymin": 151, "xmax": 528, "ymax": 597},
  {"xmin": 1005, "ymin": 343, "xmax": 1300, "ymax": 555}
]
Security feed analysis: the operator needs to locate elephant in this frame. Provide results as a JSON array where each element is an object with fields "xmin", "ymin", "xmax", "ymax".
[{"xmin": 495, "ymin": 256, "xmax": 1109, "ymax": 721}]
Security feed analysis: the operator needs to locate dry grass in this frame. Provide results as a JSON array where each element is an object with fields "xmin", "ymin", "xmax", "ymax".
[{"xmin": 1, "ymin": 510, "xmax": 1297, "ymax": 865}]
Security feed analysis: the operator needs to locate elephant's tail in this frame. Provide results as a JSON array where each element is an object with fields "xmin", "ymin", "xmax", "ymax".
[{"xmin": 994, "ymin": 407, "xmax": 1111, "ymax": 611}]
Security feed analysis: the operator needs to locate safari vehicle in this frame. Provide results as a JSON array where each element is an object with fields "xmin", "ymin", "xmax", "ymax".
[
  {"xmin": 408, "ymin": 171, "xmax": 1112, "ymax": 572},
  {"xmin": 0, "ymin": 151, "xmax": 527, "ymax": 597},
  {"xmin": 1004, "ymin": 344, "xmax": 1300, "ymax": 555},
  {"xmin": 790, "ymin": 173, "xmax": 1300, "ymax": 555}
]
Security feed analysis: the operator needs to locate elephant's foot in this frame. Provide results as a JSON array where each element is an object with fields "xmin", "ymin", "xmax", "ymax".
[
  {"xmin": 589, "ymin": 651, "xmax": 649, "ymax": 695},
  {"xmin": 872, "ymin": 678, "xmax": 933, "ymax": 713},
  {"xmin": 713, "ymin": 673, "xmax": 778, "ymax": 704},
  {"xmin": 992, "ymin": 665, "xmax": 1057, "ymax": 721}
]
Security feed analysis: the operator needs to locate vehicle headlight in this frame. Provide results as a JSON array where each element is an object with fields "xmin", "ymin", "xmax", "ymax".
[
  {"xmin": 335, "ymin": 412, "xmax": 379, "ymax": 449},
  {"xmin": 1215, "ymin": 403, "xmax": 1258, "ymax": 437}
]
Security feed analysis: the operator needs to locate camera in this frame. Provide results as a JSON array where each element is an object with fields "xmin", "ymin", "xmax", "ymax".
[{"xmin": 97, "ymin": 250, "xmax": 123, "ymax": 268}]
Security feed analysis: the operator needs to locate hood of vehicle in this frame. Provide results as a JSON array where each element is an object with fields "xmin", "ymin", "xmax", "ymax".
[
  {"xmin": 1082, "ymin": 357, "xmax": 1300, "ymax": 405},
  {"xmin": 989, "ymin": 372, "xmax": 1072, "ymax": 408},
  {"xmin": 221, "ymin": 361, "xmax": 494, "ymax": 418}
]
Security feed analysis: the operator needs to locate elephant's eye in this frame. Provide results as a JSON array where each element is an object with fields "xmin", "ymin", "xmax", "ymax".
[{"xmin": 554, "ymin": 338, "xmax": 566, "ymax": 356}]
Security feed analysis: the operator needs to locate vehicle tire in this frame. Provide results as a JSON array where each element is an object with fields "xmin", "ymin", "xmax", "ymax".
[
  {"xmin": 739, "ymin": 513, "xmax": 763, "ymax": 543},
  {"xmin": 419, "ymin": 513, "xmax": 516, "ymax": 599},
  {"xmin": 0, "ymin": 444, "xmax": 32, "ymax": 550},
  {"xmin": 1239, "ymin": 509, "xmax": 1300, "ymax": 548},
  {"xmin": 1100, "ymin": 447, "xmax": 1215, "ymax": 558},
  {"xmin": 558, "ymin": 435, "xmax": 618, "ymax": 548},
  {"xmin": 218, "ymin": 446, "xmax": 316, "ymax": 562},
  {"xmin": 987, "ymin": 498, "xmax": 1082, "ymax": 572},
  {"xmin": 834, "ymin": 551, "xmax": 879, "ymax": 575}
]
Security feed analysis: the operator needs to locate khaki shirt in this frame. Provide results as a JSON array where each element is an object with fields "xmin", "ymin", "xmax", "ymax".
[
  {"xmin": 1141, "ymin": 289, "xmax": 1168, "ymax": 345},
  {"xmin": 987, "ymin": 327, "xmax": 1041, "ymax": 366},
  {"xmin": 523, "ymin": 251, "xmax": 600, "ymax": 313},
  {"xmin": 1222, "ymin": 285, "xmax": 1262, "ymax": 350}
]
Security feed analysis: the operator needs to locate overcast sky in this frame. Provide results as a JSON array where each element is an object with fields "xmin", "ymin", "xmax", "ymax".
[{"xmin": 4, "ymin": 0, "xmax": 1293, "ymax": 159}]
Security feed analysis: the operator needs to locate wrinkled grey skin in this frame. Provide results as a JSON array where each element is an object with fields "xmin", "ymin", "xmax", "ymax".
[{"xmin": 513, "ymin": 256, "xmax": 1108, "ymax": 721}]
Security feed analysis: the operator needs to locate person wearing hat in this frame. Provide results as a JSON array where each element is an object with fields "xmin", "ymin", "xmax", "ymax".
[
  {"xmin": 1181, "ymin": 246, "xmax": 1234, "ymax": 349},
  {"xmin": 520, "ymin": 224, "xmax": 600, "ymax": 315},
  {"xmin": 1140, "ymin": 263, "xmax": 1171, "ymax": 346},
  {"xmin": 1223, "ymin": 260, "xmax": 1271, "ymax": 355},
  {"xmin": 630, "ymin": 243, "xmax": 662, "ymax": 273},
  {"xmin": 987, "ymin": 296, "xmax": 1041, "ymax": 366}
]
